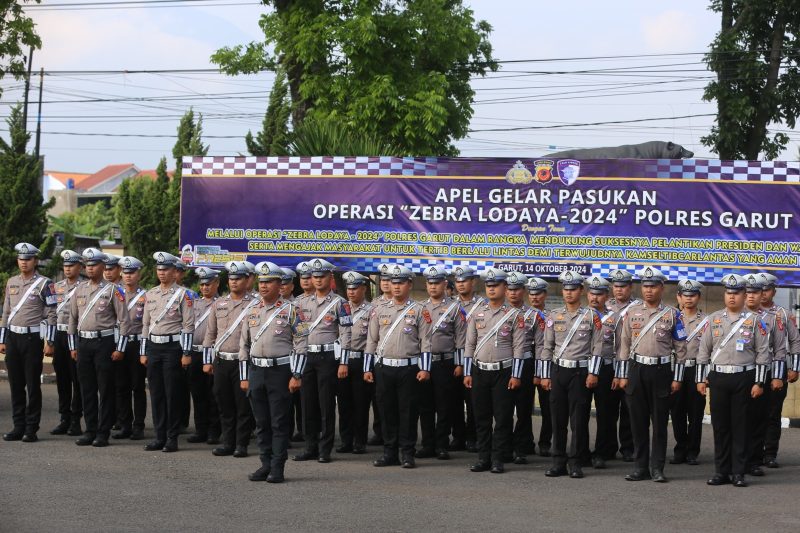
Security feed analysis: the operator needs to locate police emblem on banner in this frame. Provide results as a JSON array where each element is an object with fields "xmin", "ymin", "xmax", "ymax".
[
  {"xmin": 556, "ymin": 159, "xmax": 581, "ymax": 186},
  {"xmin": 533, "ymin": 160, "xmax": 554, "ymax": 184},
  {"xmin": 505, "ymin": 160, "xmax": 533, "ymax": 184}
]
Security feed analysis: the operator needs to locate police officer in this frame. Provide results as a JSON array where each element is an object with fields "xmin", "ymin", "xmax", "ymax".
[
  {"xmin": 617, "ymin": 267, "xmax": 687, "ymax": 482},
  {"xmin": 364, "ymin": 265, "xmax": 430, "ymax": 468},
  {"xmin": 174, "ymin": 259, "xmax": 193, "ymax": 432},
  {"xmin": 505, "ymin": 271, "xmax": 543, "ymax": 464},
  {"xmin": 0, "ymin": 243, "xmax": 57, "ymax": 442},
  {"xmin": 451, "ymin": 265, "xmax": 484, "ymax": 453},
  {"xmin": 585, "ymin": 275, "xmax": 615, "ymax": 469},
  {"xmin": 69, "ymin": 248, "xmax": 130, "ymax": 447},
  {"xmin": 279, "ymin": 268, "xmax": 296, "ymax": 301},
  {"xmin": 698, "ymin": 274, "xmax": 770, "ymax": 488},
  {"xmin": 296, "ymin": 261, "xmax": 315, "ymax": 299},
  {"xmin": 243, "ymin": 260, "xmax": 259, "ymax": 299},
  {"xmin": 335, "ymin": 271, "xmax": 373, "ymax": 454},
  {"xmin": 51, "ymin": 249, "xmax": 84, "ymax": 436},
  {"xmin": 758, "ymin": 272, "xmax": 800, "ymax": 468},
  {"xmin": 203, "ymin": 261, "xmax": 256, "ymax": 457},
  {"xmin": 103, "ymin": 254, "xmax": 122, "ymax": 284},
  {"xmin": 240, "ymin": 261, "xmax": 308, "ymax": 483},
  {"xmin": 280, "ymin": 267, "xmax": 303, "ymax": 442},
  {"xmin": 113, "ymin": 256, "xmax": 148, "ymax": 440},
  {"xmin": 293, "ymin": 258, "xmax": 351, "ymax": 463},
  {"xmin": 463, "ymin": 268, "xmax": 525, "ymax": 474},
  {"xmin": 187, "ymin": 267, "xmax": 221, "ymax": 445},
  {"xmin": 140, "ymin": 252, "xmax": 194, "ymax": 453},
  {"xmin": 606, "ymin": 268, "xmax": 638, "ymax": 462},
  {"xmin": 174, "ymin": 260, "xmax": 188, "ymax": 286},
  {"xmin": 540, "ymin": 271, "xmax": 603, "ymax": 478},
  {"xmin": 527, "ymin": 276, "xmax": 553, "ymax": 457},
  {"xmin": 418, "ymin": 265, "xmax": 467, "ymax": 460},
  {"xmin": 670, "ymin": 279, "xmax": 707, "ymax": 466},
  {"xmin": 367, "ymin": 263, "xmax": 393, "ymax": 446}
]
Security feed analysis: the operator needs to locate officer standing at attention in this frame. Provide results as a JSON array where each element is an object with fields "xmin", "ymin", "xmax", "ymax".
[
  {"xmin": 540, "ymin": 271, "xmax": 603, "ymax": 479},
  {"xmin": 140, "ymin": 252, "xmax": 194, "ymax": 453},
  {"xmin": 527, "ymin": 276, "xmax": 553, "ymax": 457},
  {"xmin": 366, "ymin": 263, "xmax": 394, "ymax": 447},
  {"xmin": 280, "ymin": 267, "xmax": 303, "ymax": 442},
  {"xmin": 294, "ymin": 258, "xmax": 352, "ymax": 464},
  {"xmin": 103, "ymin": 254, "xmax": 122, "ymax": 284},
  {"xmin": 364, "ymin": 265, "xmax": 430, "ymax": 469},
  {"xmin": 335, "ymin": 271, "xmax": 374, "ymax": 454},
  {"xmin": 670, "ymin": 279, "xmax": 707, "ymax": 466},
  {"xmin": 240, "ymin": 261, "xmax": 308, "ymax": 483},
  {"xmin": 113, "ymin": 256, "xmax": 148, "ymax": 441},
  {"xmin": 1, "ymin": 243, "xmax": 57, "ymax": 442},
  {"xmin": 187, "ymin": 267, "xmax": 221, "ymax": 445},
  {"xmin": 418, "ymin": 265, "xmax": 467, "ymax": 461},
  {"xmin": 51, "ymin": 249, "xmax": 84, "ymax": 437},
  {"xmin": 68, "ymin": 248, "xmax": 130, "ymax": 448},
  {"xmin": 279, "ymin": 268, "xmax": 296, "ymax": 301},
  {"xmin": 698, "ymin": 274, "xmax": 770, "ymax": 488},
  {"xmin": 203, "ymin": 261, "xmax": 257, "ymax": 458},
  {"xmin": 617, "ymin": 267, "xmax": 687, "ymax": 483},
  {"xmin": 463, "ymin": 267, "xmax": 525, "ymax": 474}
]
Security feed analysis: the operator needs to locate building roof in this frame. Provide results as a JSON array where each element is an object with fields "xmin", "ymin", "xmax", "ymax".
[
  {"xmin": 46, "ymin": 171, "xmax": 91, "ymax": 188},
  {"xmin": 79, "ymin": 163, "xmax": 138, "ymax": 191},
  {"xmin": 135, "ymin": 169, "xmax": 174, "ymax": 180}
]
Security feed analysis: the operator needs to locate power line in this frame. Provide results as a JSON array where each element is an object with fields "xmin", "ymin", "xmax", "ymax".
[
  {"xmin": 27, "ymin": 0, "xmax": 258, "ymax": 11},
  {"xmin": 467, "ymin": 114, "xmax": 717, "ymax": 133}
]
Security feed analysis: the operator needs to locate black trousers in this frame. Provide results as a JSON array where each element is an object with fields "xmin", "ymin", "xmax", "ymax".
[
  {"xmin": 188, "ymin": 351, "xmax": 220, "ymax": 438},
  {"xmin": 550, "ymin": 365, "xmax": 591, "ymax": 469},
  {"xmin": 115, "ymin": 339, "xmax": 146, "ymax": 431},
  {"xmin": 4, "ymin": 331, "xmax": 44, "ymax": 433},
  {"xmin": 336, "ymin": 358, "xmax": 370, "ymax": 448},
  {"xmin": 452, "ymin": 384, "xmax": 477, "ymax": 444},
  {"xmin": 288, "ymin": 391, "xmax": 302, "ymax": 437},
  {"xmin": 146, "ymin": 342, "xmax": 183, "ymax": 442},
  {"xmin": 535, "ymin": 383, "xmax": 552, "ymax": 451},
  {"xmin": 53, "ymin": 330, "xmax": 81, "ymax": 423},
  {"xmin": 764, "ymin": 380, "xmax": 788, "ymax": 459},
  {"xmin": 625, "ymin": 361, "xmax": 671, "ymax": 472},
  {"xmin": 371, "ymin": 384, "xmax": 382, "ymax": 439},
  {"xmin": 610, "ymin": 387, "xmax": 633, "ymax": 457},
  {"xmin": 213, "ymin": 358, "xmax": 252, "ymax": 448},
  {"xmin": 249, "ymin": 363, "xmax": 292, "ymax": 469},
  {"xmin": 670, "ymin": 365, "xmax": 705, "ymax": 461},
  {"xmin": 301, "ymin": 351, "xmax": 338, "ymax": 455},
  {"xmin": 77, "ymin": 336, "xmax": 116, "ymax": 437},
  {"xmin": 511, "ymin": 358, "xmax": 535, "ymax": 456},
  {"xmin": 709, "ymin": 370, "xmax": 753, "ymax": 476},
  {"xmin": 471, "ymin": 366, "xmax": 514, "ymax": 463},
  {"xmin": 375, "ymin": 363, "xmax": 420, "ymax": 458},
  {"xmin": 589, "ymin": 362, "xmax": 616, "ymax": 460},
  {"xmin": 419, "ymin": 357, "xmax": 457, "ymax": 452}
]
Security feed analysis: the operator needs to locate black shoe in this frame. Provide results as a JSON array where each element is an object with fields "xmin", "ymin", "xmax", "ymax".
[
  {"xmin": 732, "ymin": 474, "xmax": 748, "ymax": 487},
  {"xmin": 112, "ymin": 424, "xmax": 121, "ymax": 431},
  {"xmin": 748, "ymin": 466, "xmax": 764, "ymax": 477},
  {"xmin": 538, "ymin": 447, "xmax": 551, "ymax": 458},
  {"xmin": 293, "ymin": 450, "xmax": 319, "ymax": 461},
  {"xmin": 625, "ymin": 470, "xmax": 651, "ymax": 481},
  {"xmin": 437, "ymin": 450, "xmax": 451, "ymax": 460},
  {"xmin": 162, "ymin": 440, "xmax": 178, "ymax": 453},
  {"xmin": 67, "ymin": 421, "xmax": 83, "ymax": 437},
  {"xmin": 91, "ymin": 436, "xmax": 109, "ymax": 448},
  {"xmin": 373, "ymin": 455, "xmax": 400, "ymax": 467},
  {"xmin": 186, "ymin": 433, "xmax": 207, "ymax": 443},
  {"xmin": 233, "ymin": 446, "xmax": 248, "ymax": 458},
  {"xmin": 545, "ymin": 467, "xmax": 568, "ymax": 477},
  {"xmin": 50, "ymin": 420, "xmax": 70, "ymax": 435},
  {"xmin": 249, "ymin": 465, "xmax": 270, "ymax": 481},
  {"xmin": 415, "ymin": 447, "xmax": 436, "ymax": 459},
  {"xmin": 213, "ymin": 446, "xmax": 234, "ymax": 456},
  {"xmin": 448, "ymin": 439, "xmax": 466, "ymax": 451},
  {"xmin": 470, "ymin": 461, "xmax": 491, "ymax": 472},
  {"xmin": 465, "ymin": 441, "xmax": 478, "ymax": 453},
  {"xmin": 569, "ymin": 466, "xmax": 584, "ymax": 479},
  {"xmin": 513, "ymin": 455, "xmax": 528, "ymax": 465},
  {"xmin": 353, "ymin": 445, "xmax": 367, "ymax": 455},
  {"xmin": 130, "ymin": 428, "xmax": 145, "ymax": 441},
  {"xmin": 75, "ymin": 433, "xmax": 96, "ymax": 446},
  {"xmin": 266, "ymin": 465, "xmax": 285, "ymax": 483},
  {"xmin": 686, "ymin": 456, "xmax": 699, "ymax": 466},
  {"xmin": 317, "ymin": 454, "xmax": 331, "ymax": 463},
  {"xmin": 765, "ymin": 457, "xmax": 779, "ymax": 469},
  {"xmin": 112, "ymin": 429, "xmax": 132, "ymax": 440},
  {"xmin": 206, "ymin": 435, "xmax": 220, "ymax": 445},
  {"xmin": 621, "ymin": 453, "xmax": 634, "ymax": 462},
  {"xmin": 490, "ymin": 462, "xmax": 505, "ymax": 474},
  {"xmin": 651, "ymin": 469, "xmax": 667, "ymax": 483},
  {"xmin": 707, "ymin": 473, "xmax": 731, "ymax": 486},
  {"xmin": 367, "ymin": 435, "xmax": 384, "ymax": 446},
  {"xmin": 291, "ymin": 432, "xmax": 305, "ymax": 443},
  {"xmin": 669, "ymin": 455, "xmax": 686, "ymax": 465},
  {"xmin": 401, "ymin": 457, "xmax": 416, "ymax": 469},
  {"xmin": 336, "ymin": 444, "xmax": 353, "ymax": 454},
  {"xmin": 591, "ymin": 456, "xmax": 606, "ymax": 469},
  {"xmin": 145, "ymin": 440, "xmax": 166, "ymax": 451},
  {"xmin": 3, "ymin": 430, "xmax": 23, "ymax": 442},
  {"xmin": 22, "ymin": 433, "xmax": 38, "ymax": 443}
]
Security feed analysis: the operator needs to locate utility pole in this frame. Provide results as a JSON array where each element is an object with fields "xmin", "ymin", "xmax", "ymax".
[
  {"xmin": 21, "ymin": 46, "xmax": 34, "ymax": 132},
  {"xmin": 34, "ymin": 68, "xmax": 43, "ymax": 160}
]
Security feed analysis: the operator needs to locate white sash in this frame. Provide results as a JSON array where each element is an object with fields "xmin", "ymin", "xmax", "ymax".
[
  {"xmin": 215, "ymin": 299, "xmax": 259, "ymax": 350},
  {"xmin": 429, "ymin": 300, "xmax": 460, "ymax": 336},
  {"xmin": 154, "ymin": 288, "xmax": 185, "ymax": 324},
  {"xmin": 711, "ymin": 312, "xmax": 753, "ymax": 363},
  {"xmin": 252, "ymin": 302, "xmax": 292, "ymax": 344},
  {"xmin": 629, "ymin": 307, "xmax": 671, "ymax": 355},
  {"xmin": 307, "ymin": 298, "xmax": 342, "ymax": 333},
  {"xmin": 8, "ymin": 277, "xmax": 46, "ymax": 324},
  {"xmin": 555, "ymin": 309, "xmax": 590, "ymax": 360},
  {"xmin": 126, "ymin": 288, "xmax": 146, "ymax": 312},
  {"xmin": 475, "ymin": 308, "xmax": 519, "ymax": 354},
  {"xmin": 77, "ymin": 283, "xmax": 114, "ymax": 330},
  {"xmin": 56, "ymin": 283, "xmax": 79, "ymax": 315},
  {"xmin": 377, "ymin": 302, "xmax": 418, "ymax": 356},
  {"xmin": 685, "ymin": 316, "xmax": 709, "ymax": 342}
]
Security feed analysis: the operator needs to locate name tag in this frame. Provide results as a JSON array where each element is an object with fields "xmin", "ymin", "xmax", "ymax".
[{"xmin": 736, "ymin": 339, "xmax": 745, "ymax": 352}]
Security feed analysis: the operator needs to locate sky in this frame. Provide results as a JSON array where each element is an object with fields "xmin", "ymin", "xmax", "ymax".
[{"xmin": 1, "ymin": 0, "xmax": 797, "ymax": 173}]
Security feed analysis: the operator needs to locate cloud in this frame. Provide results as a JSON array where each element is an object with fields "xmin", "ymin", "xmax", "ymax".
[{"xmin": 641, "ymin": 10, "xmax": 701, "ymax": 53}]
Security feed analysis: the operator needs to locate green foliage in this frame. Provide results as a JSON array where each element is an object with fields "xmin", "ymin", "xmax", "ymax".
[
  {"xmin": 48, "ymin": 202, "xmax": 116, "ymax": 240},
  {"xmin": 0, "ymin": 1, "xmax": 42, "ymax": 99},
  {"xmin": 289, "ymin": 115, "xmax": 401, "ymax": 156},
  {"xmin": 246, "ymin": 69, "xmax": 291, "ymax": 156},
  {"xmin": 212, "ymin": 0, "xmax": 496, "ymax": 156},
  {"xmin": 0, "ymin": 103, "xmax": 52, "ymax": 288},
  {"xmin": 702, "ymin": 0, "xmax": 800, "ymax": 160},
  {"xmin": 168, "ymin": 109, "xmax": 208, "ymax": 246}
]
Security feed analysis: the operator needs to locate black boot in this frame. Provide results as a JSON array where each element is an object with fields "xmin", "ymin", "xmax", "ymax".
[
  {"xmin": 50, "ymin": 420, "xmax": 70, "ymax": 435},
  {"xmin": 267, "ymin": 462, "xmax": 285, "ymax": 483}
]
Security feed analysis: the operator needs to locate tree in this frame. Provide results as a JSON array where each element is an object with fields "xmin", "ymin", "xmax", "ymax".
[
  {"xmin": 289, "ymin": 115, "xmax": 401, "ymax": 156},
  {"xmin": 0, "ymin": 103, "xmax": 53, "ymax": 288},
  {"xmin": 0, "ymin": 1, "xmax": 42, "ymax": 100},
  {"xmin": 212, "ymin": 0, "xmax": 496, "ymax": 156},
  {"xmin": 168, "ymin": 109, "xmax": 208, "ymax": 247},
  {"xmin": 702, "ymin": 1, "xmax": 800, "ymax": 160},
  {"xmin": 48, "ymin": 202, "xmax": 116, "ymax": 240},
  {"xmin": 246, "ymin": 69, "xmax": 291, "ymax": 156}
]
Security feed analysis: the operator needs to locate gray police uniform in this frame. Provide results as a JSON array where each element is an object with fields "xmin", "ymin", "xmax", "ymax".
[
  {"xmin": 52, "ymin": 273, "xmax": 83, "ymax": 433},
  {"xmin": 669, "ymin": 306, "xmax": 706, "ymax": 464},
  {"xmin": 188, "ymin": 285, "xmax": 221, "ymax": 443},
  {"xmin": 603, "ymin": 296, "xmax": 638, "ymax": 460},
  {"xmin": 115, "ymin": 279, "xmax": 147, "ymax": 438},
  {"xmin": 336, "ymin": 297, "xmax": 374, "ymax": 452},
  {"xmin": 452, "ymin": 291, "xmax": 485, "ymax": 450}
]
